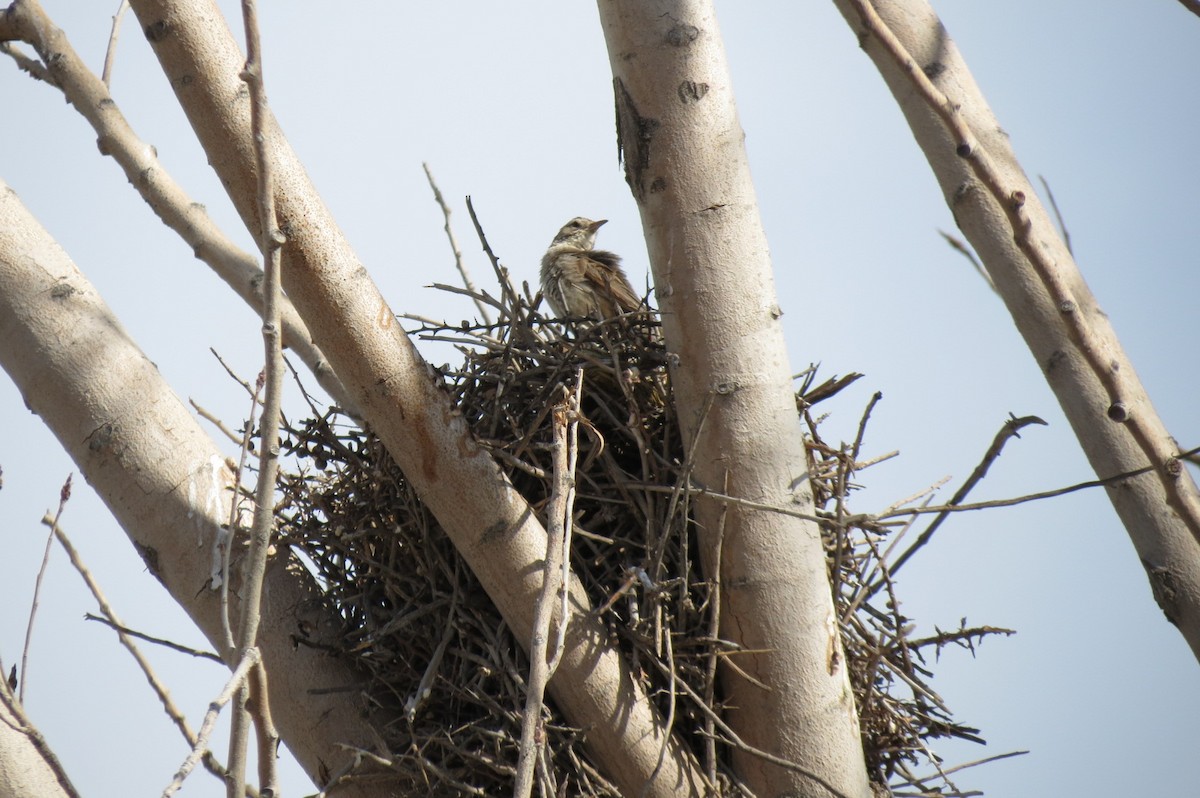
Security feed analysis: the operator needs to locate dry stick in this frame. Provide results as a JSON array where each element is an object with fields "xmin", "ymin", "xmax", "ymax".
[
  {"xmin": 0, "ymin": 1, "xmax": 356, "ymax": 417},
  {"xmin": 878, "ymin": 413, "xmax": 1048, "ymax": 591},
  {"xmin": 849, "ymin": 0, "xmax": 1200, "ymax": 540},
  {"xmin": 83, "ymin": 615, "xmax": 223, "ymax": 662},
  {"xmin": 222, "ymin": 4, "xmax": 285, "ymax": 798},
  {"xmin": 44, "ymin": 516, "xmax": 255, "ymax": 796},
  {"xmin": 465, "ymin": 196, "xmax": 527, "ymax": 326},
  {"xmin": 513, "ymin": 386, "xmax": 577, "ymax": 798},
  {"xmin": 882, "ymin": 445, "xmax": 1200, "ymax": 519},
  {"xmin": 221, "ymin": 377, "xmax": 263, "ymax": 654},
  {"xmin": 547, "ymin": 372, "xmax": 584, "ymax": 675},
  {"xmin": 100, "ymin": 0, "xmax": 129, "ymax": 87},
  {"xmin": 19, "ymin": 474, "xmax": 72, "ymax": 703},
  {"xmin": 936, "ymin": 229, "xmax": 993, "ymax": 292},
  {"xmin": 163, "ymin": 650, "xmax": 260, "ymax": 798},
  {"xmin": 702, "ymin": 473, "xmax": 729, "ymax": 790},
  {"xmin": 642, "ymin": 652, "xmax": 854, "ymax": 798},
  {"xmin": 422, "ymin": 163, "xmax": 492, "ymax": 324},
  {"xmin": 1037, "ymin": 175, "xmax": 1073, "ymax": 257}
]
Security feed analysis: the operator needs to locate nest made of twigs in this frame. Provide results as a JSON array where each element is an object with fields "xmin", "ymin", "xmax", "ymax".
[{"xmin": 275, "ymin": 293, "xmax": 1005, "ymax": 796}]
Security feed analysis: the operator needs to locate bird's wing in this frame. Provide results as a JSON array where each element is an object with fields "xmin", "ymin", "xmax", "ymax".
[{"xmin": 585, "ymin": 250, "xmax": 644, "ymax": 314}]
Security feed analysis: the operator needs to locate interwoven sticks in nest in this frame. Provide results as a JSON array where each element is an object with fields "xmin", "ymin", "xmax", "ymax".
[{"xmin": 276, "ymin": 297, "xmax": 1004, "ymax": 797}]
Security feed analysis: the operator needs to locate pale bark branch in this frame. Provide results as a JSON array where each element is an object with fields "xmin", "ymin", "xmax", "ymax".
[
  {"xmin": 123, "ymin": 1, "xmax": 705, "ymax": 793},
  {"xmin": 0, "ymin": 0, "xmax": 357, "ymax": 418},
  {"xmin": 422, "ymin": 163, "xmax": 491, "ymax": 324},
  {"xmin": 226, "ymin": 1, "xmax": 283, "ymax": 795},
  {"xmin": 833, "ymin": 0, "xmax": 1200, "ymax": 658},
  {"xmin": 0, "ymin": 179, "xmax": 390, "ymax": 797},
  {"xmin": 598, "ymin": 2, "xmax": 872, "ymax": 796}
]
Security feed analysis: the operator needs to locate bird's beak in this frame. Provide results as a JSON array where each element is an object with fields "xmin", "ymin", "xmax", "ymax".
[{"xmin": 588, "ymin": 219, "xmax": 608, "ymax": 233}]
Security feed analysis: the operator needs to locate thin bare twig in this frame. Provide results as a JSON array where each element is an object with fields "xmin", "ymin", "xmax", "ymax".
[
  {"xmin": 423, "ymin": 163, "xmax": 491, "ymax": 324},
  {"xmin": 100, "ymin": 0, "xmax": 129, "ymax": 87},
  {"xmin": 937, "ymin": 229, "xmax": 994, "ymax": 293},
  {"xmin": 82, "ymin": 615, "xmax": 223, "ymax": 662},
  {"xmin": 1037, "ymin": 175, "xmax": 1073, "ymax": 256},
  {"xmin": 20, "ymin": 474, "xmax": 72, "ymax": 703},
  {"xmin": 465, "ymin": 196, "xmax": 528, "ymax": 326},
  {"xmin": 46, "ymin": 517, "xmax": 254, "ymax": 795},
  {"xmin": 162, "ymin": 650, "xmax": 260, "ymax": 798},
  {"xmin": 880, "ymin": 413, "xmax": 1046, "ymax": 589},
  {"xmin": 226, "ymin": 2, "xmax": 284, "ymax": 795},
  {"xmin": 514, "ymin": 381, "xmax": 580, "ymax": 798}
]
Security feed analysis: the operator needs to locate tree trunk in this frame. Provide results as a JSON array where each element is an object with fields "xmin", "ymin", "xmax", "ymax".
[{"xmin": 599, "ymin": 2, "xmax": 872, "ymax": 796}]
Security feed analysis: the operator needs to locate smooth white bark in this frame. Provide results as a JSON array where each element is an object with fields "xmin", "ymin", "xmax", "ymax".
[
  {"xmin": 599, "ymin": 2, "xmax": 872, "ymax": 796},
  {"xmin": 833, "ymin": 0, "xmax": 1200, "ymax": 659},
  {"xmin": 0, "ymin": 180, "xmax": 386, "ymax": 797},
  {"xmin": 123, "ymin": 1, "xmax": 706, "ymax": 794},
  {"xmin": 0, "ymin": 0, "xmax": 356, "ymax": 418}
]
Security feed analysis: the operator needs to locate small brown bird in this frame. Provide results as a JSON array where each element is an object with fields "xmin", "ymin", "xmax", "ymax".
[{"xmin": 540, "ymin": 217, "xmax": 644, "ymax": 321}]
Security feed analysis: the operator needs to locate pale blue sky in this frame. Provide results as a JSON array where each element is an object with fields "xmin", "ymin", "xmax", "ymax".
[{"xmin": 2, "ymin": 2, "xmax": 1197, "ymax": 796}]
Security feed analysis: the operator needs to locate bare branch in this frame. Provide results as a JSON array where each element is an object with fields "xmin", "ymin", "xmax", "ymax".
[
  {"xmin": 226, "ymin": 3, "xmax": 285, "ymax": 794},
  {"xmin": 101, "ymin": 0, "xmax": 130, "ymax": 87},
  {"xmin": 882, "ymin": 413, "xmax": 1047, "ymax": 584},
  {"xmin": 48, "ymin": 517, "xmax": 254, "ymax": 795},
  {"xmin": 0, "ymin": 0, "xmax": 357, "ymax": 417},
  {"xmin": 423, "ymin": 163, "xmax": 491, "ymax": 324},
  {"xmin": 20, "ymin": 474, "xmax": 72, "ymax": 703}
]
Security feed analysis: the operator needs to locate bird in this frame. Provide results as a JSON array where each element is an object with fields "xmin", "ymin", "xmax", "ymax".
[{"xmin": 539, "ymin": 217, "xmax": 645, "ymax": 322}]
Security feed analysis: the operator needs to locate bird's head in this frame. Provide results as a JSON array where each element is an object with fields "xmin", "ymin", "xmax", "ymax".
[{"xmin": 550, "ymin": 217, "xmax": 607, "ymax": 249}]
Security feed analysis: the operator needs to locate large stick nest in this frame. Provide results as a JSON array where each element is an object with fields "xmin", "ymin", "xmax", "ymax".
[{"xmin": 276, "ymin": 285, "xmax": 1007, "ymax": 796}]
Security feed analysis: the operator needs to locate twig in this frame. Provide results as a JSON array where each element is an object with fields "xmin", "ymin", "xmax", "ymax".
[
  {"xmin": 0, "ymin": 40, "xmax": 51, "ymax": 82},
  {"xmin": 47, "ymin": 518, "xmax": 253, "ymax": 794},
  {"xmin": 82, "ymin": 615, "xmax": 223, "ymax": 662},
  {"xmin": 880, "ymin": 444, "xmax": 1200, "ymax": 519},
  {"xmin": 20, "ymin": 474, "xmax": 72, "ymax": 702},
  {"xmin": 221, "ymin": 375, "xmax": 262, "ymax": 652},
  {"xmin": 1037, "ymin": 175, "xmax": 1072, "ymax": 256},
  {"xmin": 190, "ymin": 398, "xmax": 245, "ymax": 446},
  {"xmin": 936, "ymin": 229, "xmax": 994, "ymax": 293},
  {"xmin": 162, "ymin": 650, "xmax": 260, "ymax": 798},
  {"xmin": 548, "ymin": 373, "xmax": 584, "ymax": 674},
  {"xmin": 100, "ymin": 0, "xmax": 129, "ymax": 87},
  {"xmin": 423, "ymin": 163, "xmax": 491, "ymax": 324},
  {"xmin": 465, "ymin": 196, "xmax": 527, "ymax": 326},
  {"xmin": 513, "ymin": 382, "xmax": 579, "ymax": 798},
  {"xmin": 225, "ymin": 2, "xmax": 285, "ymax": 796},
  {"xmin": 881, "ymin": 413, "xmax": 1046, "ymax": 588}
]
